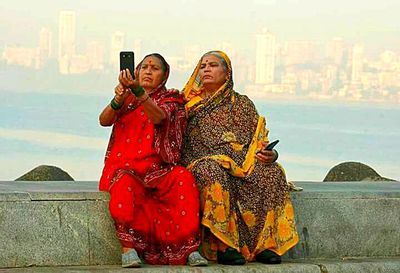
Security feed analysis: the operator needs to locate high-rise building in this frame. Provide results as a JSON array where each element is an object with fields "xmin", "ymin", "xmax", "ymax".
[
  {"xmin": 87, "ymin": 41, "xmax": 105, "ymax": 71},
  {"xmin": 132, "ymin": 39, "xmax": 143, "ymax": 62},
  {"xmin": 110, "ymin": 31, "xmax": 125, "ymax": 71},
  {"xmin": 351, "ymin": 44, "xmax": 364, "ymax": 84},
  {"xmin": 255, "ymin": 29, "xmax": 276, "ymax": 85},
  {"xmin": 326, "ymin": 37, "xmax": 345, "ymax": 66},
  {"xmin": 37, "ymin": 27, "xmax": 52, "ymax": 69},
  {"xmin": 58, "ymin": 11, "xmax": 76, "ymax": 74},
  {"xmin": 283, "ymin": 41, "xmax": 317, "ymax": 66}
]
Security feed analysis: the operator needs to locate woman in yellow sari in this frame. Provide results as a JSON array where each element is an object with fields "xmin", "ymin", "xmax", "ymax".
[{"xmin": 180, "ymin": 51, "xmax": 299, "ymax": 265}]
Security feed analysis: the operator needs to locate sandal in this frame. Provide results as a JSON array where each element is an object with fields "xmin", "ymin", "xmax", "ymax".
[
  {"xmin": 217, "ymin": 247, "xmax": 246, "ymax": 265},
  {"xmin": 255, "ymin": 249, "xmax": 282, "ymax": 264},
  {"xmin": 121, "ymin": 248, "xmax": 141, "ymax": 268},
  {"xmin": 187, "ymin": 251, "xmax": 208, "ymax": 266}
]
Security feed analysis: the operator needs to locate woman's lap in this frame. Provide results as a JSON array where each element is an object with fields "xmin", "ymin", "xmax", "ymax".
[
  {"xmin": 109, "ymin": 167, "xmax": 200, "ymax": 252},
  {"xmin": 190, "ymin": 158, "xmax": 297, "ymax": 260}
]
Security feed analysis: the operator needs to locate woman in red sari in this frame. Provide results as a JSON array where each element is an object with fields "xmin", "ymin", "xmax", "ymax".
[{"xmin": 99, "ymin": 53, "xmax": 207, "ymax": 267}]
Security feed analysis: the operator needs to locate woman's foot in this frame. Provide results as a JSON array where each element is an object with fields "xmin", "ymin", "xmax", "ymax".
[
  {"xmin": 121, "ymin": 248, "xmax": 141, "ymax": 268},
  {"xmin": 187, "ymin": 251, "xmax": 208, "ymax": 266},
  {"xmin": 217, "ymin": 247, "xmax": 246, "ymax": 265},
  {"xmin": 255, "ymin": 250, "xmax": 281, "ymax": 264}
]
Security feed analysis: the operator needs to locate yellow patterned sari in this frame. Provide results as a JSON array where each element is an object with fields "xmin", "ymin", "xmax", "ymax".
[{"xmin": 180, "ymin": 51, "xmax": 299, "ymax": 261}]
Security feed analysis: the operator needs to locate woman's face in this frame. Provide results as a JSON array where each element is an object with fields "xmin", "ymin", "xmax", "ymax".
[
  {"xmin": 199, "ymin": 54, "xmax": 227, "ymax": 93},
  {"xmin": 139, "ymin": 56, "xmax": 165, "ymax": 91}
]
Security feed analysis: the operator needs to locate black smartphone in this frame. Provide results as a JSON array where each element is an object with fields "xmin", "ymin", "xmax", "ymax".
[
  {"xmin": 256, "ymin": 139, "xmax": 279, "ymax": 154},
  {"xmin": 120, "ymin": 51, "xmax": 135, "ymax": 78},
  {"xmin": 265, "ymin": 139, "xmax": 279, "ymax": 151}
]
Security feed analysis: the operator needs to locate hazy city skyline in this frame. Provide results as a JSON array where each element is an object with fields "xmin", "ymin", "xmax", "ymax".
[
  {"xmin": 1, "ymin": 0, "xmax": 400, "ymax": 53},
  {"xmin": 1, "ymin": 1, "xmax": 400, "ymax": 104}
]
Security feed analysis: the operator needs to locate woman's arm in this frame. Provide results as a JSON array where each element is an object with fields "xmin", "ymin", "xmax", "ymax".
[
  {"xmin": 99, "ymin": 104, "xmax": 118, "ymax": 127},
  {"xmin": 119, "ymin": 69, "xmax": 166, "ymax": 125},
  {"xmin": 99, "ymin": 84, "xmax": 129, "ymax": 126},
  {"xmin": 136, "ymin": 93, "xmax": 166, "ymax": 124}
]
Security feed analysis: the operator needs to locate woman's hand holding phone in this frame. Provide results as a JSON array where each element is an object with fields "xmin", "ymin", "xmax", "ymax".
[
  {"xmin": 119, "ymin": 69, "xmax": 147, "ymax": 99},
  {"xmin": 255, "ymin": 140, "xmax": 279, "ymax": 163},
  {"xmin": 119, "ymin": 69, "xmax": 139, "ymax": 90},
  {"xmin": 113, "ymin": 83, "xmax": 130, "ymax": 105}
]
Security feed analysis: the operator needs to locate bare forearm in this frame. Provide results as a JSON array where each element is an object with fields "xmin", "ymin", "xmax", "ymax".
[
  {"xmin": 100, "ymin": 84, "xmax": 129, "ymax": 126},
  {"xmin": 99, "ymin": 104, "xmax": 118, "ymax": 126},
  {"xmin": 140, "ymin": 94, "xmax": 166, "ymax": 124}
]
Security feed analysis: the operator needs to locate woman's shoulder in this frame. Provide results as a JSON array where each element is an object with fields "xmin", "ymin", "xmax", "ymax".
[
  {"xmin": 166, "ymin": 88, "xmax": 181, "ymax": 94},
  {"xmin": 233, "ymin": 91, "xmax": 257, "ymax": 110},
  {"xmin": 165, "ymin": 88, "xmax": 183, "ymax": 98},
  {"xmin": 154, "ymin": 88, "xmax": 184, "ymax": 104}
]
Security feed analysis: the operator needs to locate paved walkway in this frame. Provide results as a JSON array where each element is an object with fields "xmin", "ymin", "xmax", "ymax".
[{"xmin": 1, "ymin": 258, "xmax": 400, "ymax": 273}]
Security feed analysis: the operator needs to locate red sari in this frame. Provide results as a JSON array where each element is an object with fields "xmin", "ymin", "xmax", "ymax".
[{"xmin": 99, "ymin": 85, "xmax": 200, "ymax": 265}]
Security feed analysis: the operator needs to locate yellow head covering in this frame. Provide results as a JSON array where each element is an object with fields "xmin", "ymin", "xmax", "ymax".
[
  {"xmin": 183, "ymin": 51, "xmax": 273, "ymax": 178},
  {"xmin": 183, "ymin": 50, "xmax": 233, "ymax": 114}
]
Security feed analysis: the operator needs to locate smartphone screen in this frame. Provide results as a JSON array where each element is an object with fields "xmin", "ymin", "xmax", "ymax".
[{"xmin": 120, "ymin": 51, "xmax": 135, "ymax": 78}]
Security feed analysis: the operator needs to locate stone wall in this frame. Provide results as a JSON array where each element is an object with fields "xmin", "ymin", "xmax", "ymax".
[{"xmin": 0, "ymin": 181, "xmax": 399, "ymax": 268}]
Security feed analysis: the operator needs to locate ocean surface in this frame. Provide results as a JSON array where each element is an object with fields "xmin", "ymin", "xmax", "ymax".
[{"xmin": 1, "ymin": 92, "xmax": 399, "ymax": 181}]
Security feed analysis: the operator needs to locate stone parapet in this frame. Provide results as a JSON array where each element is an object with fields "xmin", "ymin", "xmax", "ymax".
[{"xmin": 0, "ymin": 181, "xmax": 399, "ymax": 268}]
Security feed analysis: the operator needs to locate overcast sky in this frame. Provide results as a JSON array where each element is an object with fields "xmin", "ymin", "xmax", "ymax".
[{"xmin": 0, "ymin": 0, "xmax": 399, "ymax": 57}]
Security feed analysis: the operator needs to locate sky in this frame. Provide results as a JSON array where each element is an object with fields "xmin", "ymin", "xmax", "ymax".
[{"xmin": 1, "ymin": 0, "xmax": 400, "ymax": 56}]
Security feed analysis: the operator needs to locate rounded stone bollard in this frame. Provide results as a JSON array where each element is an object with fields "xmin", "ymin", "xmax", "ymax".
[
  {"xmin": 15, "ymin": 165, "xmax": 74, "ymax": 181},
  {"xmin": 323, "ymin": 161, "xmax": 395, "ymax": 182}
]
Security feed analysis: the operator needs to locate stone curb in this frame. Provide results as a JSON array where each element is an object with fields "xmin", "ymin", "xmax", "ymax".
[{"xmin": 0, "ymin": 258, "xmax": 399, "ymax": 273}]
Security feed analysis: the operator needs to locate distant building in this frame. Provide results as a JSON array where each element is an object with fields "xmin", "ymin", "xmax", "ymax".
[
  {"xmin": 326, "ymin": 38, "xmax": 345, "ymax": 66},
  {"xmin": 37, "ymin": 27, "xmax": 52, "ymax": 69},
  {"xmin": 255, "ymin": 29, "xmax": 276, "ymax": 85},
  {"xmin": 351, "ymin": 44, "xmax": 364, "ymax": 85},
  {"xmin": 282, "ymin": 41, "xmax": 318, "ymax": 66},
  {"xmin": 69, "ymin": 54, "xmax": 91, "ymax": 74},
  {"xmin": 132, "ymin": 39, "xmax": 143, "ymax": 63},
  {"xmin": 58, "ymin": 11, "xmax": 76, "ymax": 74},
  {"xmin": 86, "ymin": 41, "xmax": 105, "ymax": 71},
  {"xmin": 2, "ymin": 46, "xmax": 37, "ymax": 67},
  {"xmin": 110, "ymin": 31, "xmax": 125, "ymax": 72}
]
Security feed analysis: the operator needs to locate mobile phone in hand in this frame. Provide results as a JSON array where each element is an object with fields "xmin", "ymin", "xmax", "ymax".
[
  {"xmin": 265, "ymin": 139, "xmax": 279, "ymax": 151},
  {"xmin": 256, "ymin": 139, "xmax": 279, "ymax": 154},
  {"xmin": 120, "ymin": 51, "xmax": 135, "ymax": 78}
]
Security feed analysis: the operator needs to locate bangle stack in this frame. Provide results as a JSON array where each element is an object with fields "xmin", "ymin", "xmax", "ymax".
[
  {"xmin": 130, "ymin": 86, "xmax": 145, "ymax": 97},
  {"xmin": 110, "ymin": 98, "xmax": 122, "ymax": 110}
]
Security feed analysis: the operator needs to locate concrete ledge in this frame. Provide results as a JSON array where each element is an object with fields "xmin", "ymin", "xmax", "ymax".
[
  {"xmin": 0, "ymin": 181, "xmax": 120, "ymax": 268},
  {"xmin": 288, "ymin": 182, "xmax": 400, "ymax": 260},
  {"xmin": 0, "ymin": 181, "xmax": 399, "ymax": 268},
  {"xmin": 1, "ymin": 259, "xmax": 400, "ymax": 273}
]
